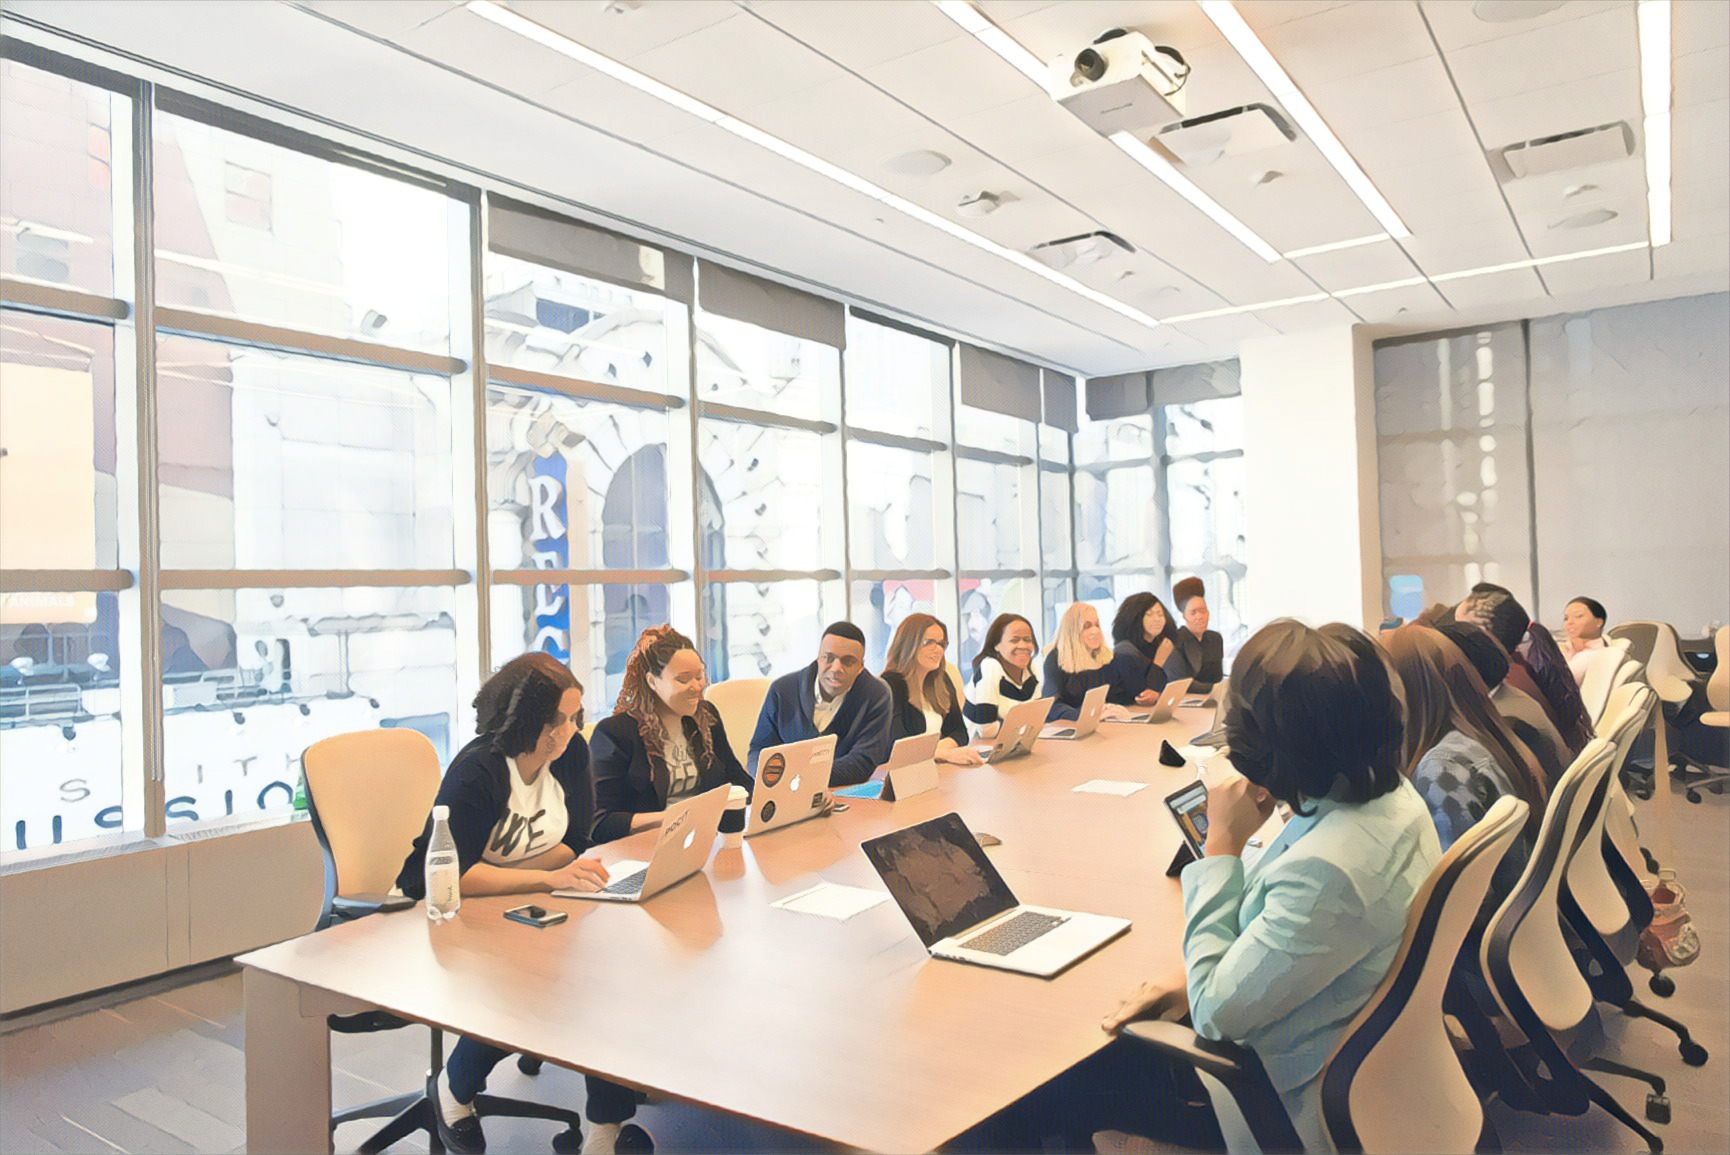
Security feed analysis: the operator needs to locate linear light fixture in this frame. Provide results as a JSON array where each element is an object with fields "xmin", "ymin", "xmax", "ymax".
[
  {"xmin": 1161, "ymin": 293, "xmax": 1329, "ymax": 323},
  {"xmin": 1109, "ymin": 132, "xmax": 1284, "ymax": 262},
  {"xmin": 934, "ymin": 0, "xmax": 1050, "ymax": 86},
  {"xmin": 464, "ymin": 0, "xmax": 1160, "ymax": 328},
  {"xmin": 1199, "ymin": 1, "xmax": 1411, "ymax": 241},
  {"xmin": 1429, "ymin": 240, "xmax": 1651, "ymax": 282},
  {"xmin": 1637, "ymin": 0, "xmax": 1672, "ymax": 246},
  {"xmin": 1282, "ymin": 232, "xmax": 1392, "ymax": 259}
]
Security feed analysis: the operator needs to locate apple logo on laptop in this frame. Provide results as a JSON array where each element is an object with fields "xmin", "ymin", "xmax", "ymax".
[
  {"xmin": 683, "ymin": 830, "xmax": 696, "ymax": 850},
  {"xmin": 790, "ymin": 775, "xmax": 802, "ymax": 793}
]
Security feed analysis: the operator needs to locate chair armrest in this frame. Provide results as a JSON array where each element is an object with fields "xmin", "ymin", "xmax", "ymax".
[
  {"xmin": 1118, "ymin": 1020, "xmax": 1305, "ymax": 1153},
  {"xmin": 1652, "ymin": 674, "xmax": 1695, "ymax": 704},
  {"xmin": 331, "ymin": 892, "xmax": 415, "ymax": 919}
]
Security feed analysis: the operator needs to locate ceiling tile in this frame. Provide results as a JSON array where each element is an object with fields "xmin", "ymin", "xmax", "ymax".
[
  {"xmin": 1676, "ymin": 45, "xmax": 1730, "ymax": 110},
  {"xmin": 1654, "ymin": 231, "xmax": 1730, "ymax": 279},
  {"xmin": 1346, "ymin": 110, "xmax": 1485, "ymax": 173},
  {"xmin": 1442, "ymin": 4, "xmax": 1638, "ymax": 106},
  {"xmin": 1292, "ymin": 239, "xmax": 1424, "ymax": 292},
  {"xmin": 1235, "ymin": 1, "xmax": 1355, "ymax": 31},
  {"xmin": 628, "ymin": 13, "xmax": 839, "ymax": 112},
  {"xmin": 1340, "ymin": 279, "xmax": 1452, "ymax": 324},
  {"xmin": 1418, "ymin": 0, "xmax": 1626, "ymax": 51},
  {"xmin": 947, "ymin": 94, "xmax": 1102, "ymax": 164},
  {"xmin": 1260, "ymin": 296, "xmax": 1360, "ymax": 332},
  {"xmin": 395, "ymin": 7, "xmax": 591, "ymax": 96},
  {"xmin": 864, "ymin": 35, "xmax": 1043, "ymax": 123},
  {"xmin": 295, "ymin": 0, "xmax": 458, "ymax": 39},
  {"xmin": 1469, "ymin": 69, "xmax": 1640, "ymax": 150},
  {"xmin": 1673, "ymin": 173, "xmax": 1730, "ymax": 232},
  {"xmin": 1170, "ymin": 313, "xmax": 1284, "ymax": 347},
  {"xmin": 746, "ymin": 73, "xmax": 934, "ymax": 161},
  {"xmin": 1429, "ymin": 265, "xmax": 1546, "ymax": 312},
  {"xmin": 745, "ymin": 0, "xmax": 964, "ymax": 70},
  {"xmin": 1303, "ymin": 54, "xmax": 1463, "ymax": 133},
  {"xmin": 1675, "ymin": 0, "xmax": 1730, "ymax": 55},
  {"xmin": 1258, "ymin": 0, "xmax": 1436, "ymax": 85},
  {"xmin": 1676, "ymin": 97, "xmax": 1729, "ymax": 153},
  {"xmin": 1404, "ymin": 228, "xmax": 1534, "ymax": 275},
  {"xmin": 511, "ymin": 0, "xmax": 738, "ymax": 61},
  {"xmin": 536, "ymin": 68, "xmax": 709, "ymax": 144},
  {"xmin": 1533, "ymin": 245, "xmax": 1652, "ymax": 296}
]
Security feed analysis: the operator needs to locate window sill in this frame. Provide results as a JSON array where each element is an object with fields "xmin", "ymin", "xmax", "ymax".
[{"xmin": 0, "ymin": 811, "xmax": 307, "ymax": 876}]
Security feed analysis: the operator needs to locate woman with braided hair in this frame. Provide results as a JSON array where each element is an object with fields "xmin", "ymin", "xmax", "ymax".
[{"xmin": 590, "ymin": 624, "xmax": 752, "ymax": 845}]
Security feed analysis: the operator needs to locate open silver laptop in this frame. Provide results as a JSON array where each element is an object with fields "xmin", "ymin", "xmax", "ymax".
[
  {"xmin": 974, "ymin": 696, "xmax": 1054, "ymax": 763},
  {"xmin": 833, "ymin": 733, "xmax": 941, "ymax": 801},
  {"xmin": 746, "ymin": 733, "xmax": 837, "ymax": 837},
  {"xmin": 863, "ymin": 812, "xmax": 1131, "ymax": 977},
  {"xmin": 559, "ymin": 784, "xmax": 728, "ymax": 903},
  {"xmin": 1111, "ymin": 677, "xmax": 1193, "ymax": 724},
  {"xmin": 1041, "ymin": 683, "xmax": 1107, "ymax": 740}
]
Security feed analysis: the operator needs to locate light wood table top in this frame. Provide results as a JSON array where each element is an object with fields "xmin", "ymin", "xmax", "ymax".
[{"xmin": 240, "ymin": 709, "xmax": 1217, "ymax": 1152}]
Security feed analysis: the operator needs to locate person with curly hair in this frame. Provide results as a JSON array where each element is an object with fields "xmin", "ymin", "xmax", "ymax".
[
  {"xmin": 393, "ymin": 652, "xmax": 621, "ymax": 1154},
  {"xmin": 590, "ymin": 625, "xmax": 752, "ymax": 846}
]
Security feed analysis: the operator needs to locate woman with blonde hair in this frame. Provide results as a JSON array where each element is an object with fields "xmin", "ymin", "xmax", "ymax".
[
  {"xmin": 881, "ymin": 613, "xmax": 984, "ymax": 766},
  {"xmin": 590, "ymin": 625, "xmax": 752, "ymax": 847},
  {"xmin": 1041, "ymin": 602, "xmax": 1160, "ymax": 722}
]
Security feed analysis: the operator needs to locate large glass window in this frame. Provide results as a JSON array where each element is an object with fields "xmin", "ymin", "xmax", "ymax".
[
  {"xmin": 0, "ymin": 61, "xmax": 128, "ymax": 297},
  {"xmin": 848, "ymin": 440, "xmax": 940, "ymax": 572},
  {"xmin": 695, "ymin": 311, "xmax": 835, "ymax": 421},
  {"xmin": 152, "ymin": 110, "xmax": 456, "ymax": 353},
  {"xmin": 159, "ymin": 586, "xmax": 457, "ymax": 830},
  {"xmin": 699, "ymin": 419, "xmax": 833, "ymax": 572},
  {"xmin": 844, "ymin": 319, "xmax": 942, "ymax": 439},
  {"xmin": 1074, "ymin": 414, "xmax": 1159, "ymax": 572},
  {"xmin": 1160, "ymin": 396, "xmax": 1249, "ymax": 653}
]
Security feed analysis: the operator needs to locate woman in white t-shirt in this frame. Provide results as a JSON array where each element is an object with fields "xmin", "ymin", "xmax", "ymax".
[{"xmin": 395, "ymin": 653, "xmax": 635, "ymax": 1154}]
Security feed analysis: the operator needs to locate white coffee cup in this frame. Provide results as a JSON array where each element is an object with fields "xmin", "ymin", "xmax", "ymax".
[{"xmin": 719, "ymin": 785, "xmax": 749, "ymax": 849}]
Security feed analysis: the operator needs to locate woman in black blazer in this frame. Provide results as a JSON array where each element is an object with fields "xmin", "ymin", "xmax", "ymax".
[
  {"xmin": 1165, "ymin": 580, "xmax": 1225, "ymax": 686},
  {"xmin": 1109, "ymin": 592, "xmax": 1173, "ymax": 694},
  {"xmin": 590, "ymin": 625, "xmax": 752, "ymax": 846},
  {"xmin": 879, "ymin": 613, "xmax": 983, "ymax": 765}
]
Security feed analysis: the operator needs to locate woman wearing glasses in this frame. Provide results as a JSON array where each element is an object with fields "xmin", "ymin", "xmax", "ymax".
[{"xmin": 880, "ymin": 613, "xmax": 985, "ymax": 766}]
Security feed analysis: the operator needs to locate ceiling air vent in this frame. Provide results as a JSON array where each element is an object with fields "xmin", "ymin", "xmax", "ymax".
[
  {"xmin": 1157, "ymin": 103, "xmax": 1296, "ymax": 166},
  {"xmin": 1029, "ymin": 231, "xmax": 1134, "ymax": 269},
  {"xmin": 1497, "ymin": 122, "xmax": 1634, "ymax": 179}
]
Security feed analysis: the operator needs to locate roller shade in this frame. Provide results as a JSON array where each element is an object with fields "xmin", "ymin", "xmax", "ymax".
[
  {"xmin": 489, "ymin": 198, "xmax": 693, "ymax": 303},
  {"xmin": 1041, "ymin": 369, "xmax": 1078, "ymax": 432},
  {"xmin": 958, "ymin": 344, "xmax": 1041, "ymax": 422},
  {"xmin": 697, "ymin": 263, "xmax": 845, "ymax": 347},
  {"xmin": 1151, "ymin": 359, "xmax": 1240, "ymax": 407},
  {"xmin": 1085, "ymin": 372, "xmax": 1152, "ymax": 420}
]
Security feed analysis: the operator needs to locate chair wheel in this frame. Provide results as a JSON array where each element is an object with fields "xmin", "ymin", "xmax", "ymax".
[
  {"xmin": 1686, "ymin": 791, "xmax": 1701, "ymax": 803},
  {"xmin": 1649, "ymin": 973, "xmax": 1675, "ymax": 997},
  {"xmin": 552, "ymin": 1126, "xmax": 582, "ymax": 1153},
  {"xmin": 518, "ymin": 1054, "xmax": 544, "ymax": 1075},
  {"xmin": 1647, "ymin": 1093, "xmax": 1672, "ymax": 1125},
  {"xmin": 1680, "ymin": 1042, "xmax": 1708, "ymax": 1067}
]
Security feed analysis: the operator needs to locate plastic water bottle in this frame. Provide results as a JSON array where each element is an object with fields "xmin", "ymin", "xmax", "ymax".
[{"xmin": 424, "ymin": 805, "xmax": 461, "ymax": 922}]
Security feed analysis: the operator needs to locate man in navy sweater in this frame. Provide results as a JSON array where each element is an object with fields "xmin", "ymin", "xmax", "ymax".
[{"xmin": 748, "ymin": 621, "xmax": 895, "ymax": 787}]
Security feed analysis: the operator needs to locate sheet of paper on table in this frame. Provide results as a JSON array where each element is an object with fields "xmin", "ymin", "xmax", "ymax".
[{"xmin": 771, "ymin": 882, "xmax": 892, "ymax": 921}]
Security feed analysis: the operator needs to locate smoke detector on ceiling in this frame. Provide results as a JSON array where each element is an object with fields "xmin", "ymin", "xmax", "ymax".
[
  {"xmin": 884, "ymin": 149, "xmax": 951, "ymax": 176},
  {"xmin": 1550, "ymin": 208, "xmax": 1618, "ymax": 229},
  {"xmin": 1472, "ymin": 0, "xmax": 1567, "ymax": 22},
  {"xmin": 1029, "ymin": 230, "xmax": 1135, "ymax": 269},
  {"xmin": 956, "ymin": 191, "xmax": 1004, "ymax": 218}
]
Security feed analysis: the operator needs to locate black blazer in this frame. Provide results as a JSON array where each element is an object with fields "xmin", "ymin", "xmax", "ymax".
[
  {"xmin": 589, "ymin": 705, "xmax": 751, "ymax": 845},
  {"xmin": 1165, "ymin": 628, "xmax": 1225, "ymax": 685},
  {"xmin": 881, "ymin": 670, "xmax": 969, "ymax": 748},
  {"xmin": 394, "ymin": 734, "xmax": 594, "ymax": 898},
  {"xmin": 1112, "ymin": 638, "xmax": 1171, "ymax": 694}
]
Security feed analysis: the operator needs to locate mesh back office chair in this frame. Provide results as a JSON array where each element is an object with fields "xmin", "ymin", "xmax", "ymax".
[
  {"xmin": 1119, "ymin": 797, "xmax": 1529, "ymax": 1154},
  {"xmin": 303, "ymin": 730, "xmax": 584, "ymax": 1154},
  {"xmin": 704, "ymin": 677, "xmax": 770, "ymax": 767},
  {"xmin": 1608, "ymin": 622, "xmax": 1700, "ymax": 799},
  {"xmin": 1578, "ymin": 646, "xmax": 1637, "ymax": 728},
  {"xmin": 1675, "ymin": 626, "xmax": 1729, "ymax": 800},
  {"xmin": 1473, "ymin": 740, "xmax": 1668, "ymax": 1151}
]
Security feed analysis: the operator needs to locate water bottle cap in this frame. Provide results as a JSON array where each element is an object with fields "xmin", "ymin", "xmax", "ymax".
[{"xmin": 432, "ymin": 804, "xmax": 450, "ymax": 819}]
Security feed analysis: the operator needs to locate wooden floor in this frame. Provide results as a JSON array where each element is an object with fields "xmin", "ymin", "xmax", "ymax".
[{"xmin": 2, "ymin": 777, "xmax": 1724, "ymax": 1155}]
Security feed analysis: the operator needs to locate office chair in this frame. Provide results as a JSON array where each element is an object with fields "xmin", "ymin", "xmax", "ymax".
[
  {"xmin": 1608, "ymin": 622, "xmax": 1700, "ymax": 800},
  {"xmin": 1118, "ymin": 797, "xmax": 1529, "ymax": 1154},
  {"xmin": 704, "ymin": 677, "xmax": 771, "ymax": 766},
  {"xmin": 1674, "ymin": 625, "xmax": 1728, "ymax": 802},
  {"xmin": 303, "ymin": 729, "xmax": 584, "ymax": 1154},
  {"xmin": 1578, "ymin": 646, "xmax": 1637, "ymax": 729},
  {"xmin": 1473, "ymin": 739, "xmax": 1668, "ymax": 1151}
]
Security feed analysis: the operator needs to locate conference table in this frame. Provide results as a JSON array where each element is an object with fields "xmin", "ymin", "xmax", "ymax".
[{"xmin": 240, "ymin": 705, "xmax": 1221, "ymax": 1153}]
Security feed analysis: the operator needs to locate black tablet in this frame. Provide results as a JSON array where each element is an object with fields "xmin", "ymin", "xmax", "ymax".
[{"xmin": 1163, "ymin": 780, "xmax": 1211, "ymax": 861}]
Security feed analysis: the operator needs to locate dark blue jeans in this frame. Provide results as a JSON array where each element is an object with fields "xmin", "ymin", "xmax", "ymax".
[{"xmin": 446, "ymin": 1037, "xmax": 638, "ymax": 1125}]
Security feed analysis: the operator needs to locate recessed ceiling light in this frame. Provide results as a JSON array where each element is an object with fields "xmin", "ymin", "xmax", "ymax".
[
  {"xmin": 1471, "ymin": 0, "xmax": 1567, "ymax": 22},
  {"xmin": 1549, "ymin": 208, "xmax": 1618, "ymax": 229},
  {"xmin": 885, "ymin": 149, "xmax": 952, "ymax": 176},
  {"xmin": 1199, "ymin": 1, "xmax": 1412, "ymax": 240},
  {"xmin": 462, "ymin": 1, "xmax": 1160, "ymax": 328}
]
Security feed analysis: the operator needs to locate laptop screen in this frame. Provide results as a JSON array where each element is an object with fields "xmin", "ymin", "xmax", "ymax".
[{"xmin": 862, "ymin": 813, "xmax": 1017, "ymax": 946}]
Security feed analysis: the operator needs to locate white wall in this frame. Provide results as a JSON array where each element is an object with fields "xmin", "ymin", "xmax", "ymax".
[{"xmin": 1240, "ymin": 325, "xmax": 1382, "ymax": 630}]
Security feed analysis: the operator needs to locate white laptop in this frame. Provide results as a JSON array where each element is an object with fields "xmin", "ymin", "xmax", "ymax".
[
  {"xmin": 863, "ymin": 812, "xmax": 1131, "ymax": 978},
  {"xmin": 1110, "ymin": 677, "xmax": 1194, "ymax": 724},
  {"xmin": 746, "ymin": 733, "xmax": 837, "ymax": 837},
  {"xmin": 973, "ymin": 696, "xmax": 1054, "ymax": 763},
  {"xmin": 559, "ymin": 784, "xmax": 728, "ymax": 903},
  {"xmin": 1040, "ymin": 683, "xmax": 1108, "ymax": 740},
  {"xmin": 833, "ymin": 732, "xmax": 941, "ymax": 801}
]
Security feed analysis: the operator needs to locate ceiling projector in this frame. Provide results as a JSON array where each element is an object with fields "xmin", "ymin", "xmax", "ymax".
[{"xmin": 1049, "ymin": 29, "xmax": 1189, "ymax": 136}]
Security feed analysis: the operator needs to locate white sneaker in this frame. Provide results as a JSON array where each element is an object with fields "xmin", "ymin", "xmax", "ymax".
[{"xmin": 581, "ymin": 1121, "xmax": 621, "ymax": 1154}]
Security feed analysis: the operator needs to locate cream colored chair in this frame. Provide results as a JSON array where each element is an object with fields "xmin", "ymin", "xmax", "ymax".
[
  {"xmin": 1579, "ymin": 646, "xmax": 1637, "ymax": 728},
  {"xmin": 1705, "ymin": 626, "xmax": 1729, "ymax": 728},
  {"xmin": 705, "ymin": 677, "xmax": 771, "ymax": 765},
  {"xmin": 302, "ymin": 729, "xmax": 584, "ymax": 1151}
]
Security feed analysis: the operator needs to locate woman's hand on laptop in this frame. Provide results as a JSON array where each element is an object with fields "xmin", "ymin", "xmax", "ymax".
[
  {"xmin": 936, "ymin": 742, "xmax": 985, "ymax": 766},
  {"xmin": 544, "ymin": 857, "xmax": 611, "ymax": 893},
  {"xmin": 1101, "ymin": 974, "xmax": 1190, "ymax": 1032},
  {"xmin": 1134, "ymin": 688, "xmax": 1160, "ymax": 706}
]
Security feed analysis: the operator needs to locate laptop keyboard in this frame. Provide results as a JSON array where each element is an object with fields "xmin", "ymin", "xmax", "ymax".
[
  {"xmin": 600, "ymin": 871, "xmax": 646, "ymax": 897},
  {"xmin": 959, "ymin": 910, "xmax": 1067, "ymax": 956}
]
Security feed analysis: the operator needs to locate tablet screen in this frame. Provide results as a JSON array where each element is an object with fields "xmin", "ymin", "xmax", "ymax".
[{"xmin": 1163, "ymin": 782, "xmax": 1210, "ymax": 858}]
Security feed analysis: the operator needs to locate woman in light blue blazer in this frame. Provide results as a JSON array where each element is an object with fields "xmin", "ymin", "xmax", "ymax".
[{"xmin": 969, "ymin": 620, "xmax": 1441, "ymax": 1153}]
